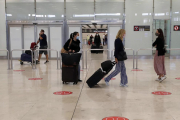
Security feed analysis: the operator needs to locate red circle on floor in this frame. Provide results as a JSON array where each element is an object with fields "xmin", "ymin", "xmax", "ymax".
[
  {"xmin": 14, "ymin": 70, "xmax": 25, "ymax": 72},
  {"xmin": 81, "ymin": 70, "xmax": 83, "ymax": 71},
  {"xmin": 131, "ymin": 69, "xmax": 143, "ymax": 71},
  {"xmin": 102, "ymin": 117, "xmax": 129, "ymax": 120},
  {"xmin": 53, "ymin": 91, "xmax": 73, "ymax": 95},
  {"xmin": 175, "ymin": 78, "xmax": 180, "ymax": 80},
  {"xmin": 152, "ymin": 91, "xmax": 172, "ymax": 95},
  {"xmin": 28, "ymin": 78, "xmax": 43, "ymax": 80}
]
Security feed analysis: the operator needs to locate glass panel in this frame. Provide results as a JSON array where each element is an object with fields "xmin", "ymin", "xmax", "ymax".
[
  {"xmin": 154, "ymin": 0, "xmax": 170, "ymax": 19},
  {"xmin": 10, "ymin": 26, "xmax": 22, "ymax": 58},
  {"xmin": 66, "ymin": 0, "xmax": 94, "ymax": 20},
  {"xmin": 36, "ymin": 0, "xmax": 64, "ymax": 20},
  {"xmin": 50, "ymin": 26, "xmax": 62, "ymax": 57},
  {"xmin": 24, "ymin": 25, "xmax": 34, "ymax": 49},
  {"xmin": 6, "ymin": 0, "xmax": 35, "ymax": 20},
  {"xmin": 171, "ymin": 0, "xmax": 180, "ymax": 56},
  {"xmin": 95, "ymin": 0, "xmax": 124, "ymax": 20}
]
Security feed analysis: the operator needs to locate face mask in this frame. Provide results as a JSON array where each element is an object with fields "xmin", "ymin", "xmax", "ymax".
[
  {"xmin": 155, "ymin": 33, "xmax": 159, "ymax": 36},
  {"xmin": 76, "ymin": 36, "xmax": 79, "ymax": 39},
  {"xmin": 96, "ymin": 34, "xmax": 98, "ymax": 36}
]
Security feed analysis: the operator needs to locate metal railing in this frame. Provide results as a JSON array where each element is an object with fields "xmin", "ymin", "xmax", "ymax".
[
  {"xmin": 59, "ymin": 49, "xmax": 85, "ymax": 69},
  {"xmin": 11, "ymin": 49, "xmax": 34, "ymax": 69},
  {"xmin": 85, "ymin": 49, "xmax": 110, "ymax": 69},
  {"xmin": 135, "ymin": 48, "xmax": 180, "ymax": 69},
  {"xmin": 111, "ymin": 48, "xmax": 135, "ymax": 69},
  {"xmin": 0, "ymin": 49, "xmax": 10, "ymax": 70},
  {"xmin": 35, "ymin": 49, "xmax": 59, "ymax": 69}
]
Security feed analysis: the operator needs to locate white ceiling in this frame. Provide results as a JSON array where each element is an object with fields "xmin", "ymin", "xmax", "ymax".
[{"xmin": 82, "ymin": 24, "xmax": 108, "ymax": 29}]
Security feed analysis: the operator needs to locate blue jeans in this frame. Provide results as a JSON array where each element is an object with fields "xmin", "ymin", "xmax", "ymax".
[
  {"xmin": 105, "ymin": 61, "xmax": 128, "ymax": 85},
  {"xmin": 78, "ymin": 65, "xmax": 80, "ymax": 80}
]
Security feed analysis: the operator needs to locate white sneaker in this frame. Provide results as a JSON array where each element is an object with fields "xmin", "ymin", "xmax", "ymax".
[
  {"xmin": 120, "ymin": 84, "xmax": 124, "ymax": 87},
  {"xmin": 155, "ymin": 78, "xmax": 161, "ymax": 81},
  {"xmin": 159, "ymin": 76, "xmax": 167, "ymax": 82},
  {"xmin": 124, "ymin": 84, "xmax": 128, "ymax": 87}
]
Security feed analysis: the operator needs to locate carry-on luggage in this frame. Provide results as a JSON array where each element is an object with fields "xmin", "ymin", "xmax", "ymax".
[
  {"xmin": 20, "ymin": 53, "xmax": 32, "ymax": 65},
  {"xmin": 86, "ymin": 60, "xmax": 116, "ymax": 88},
  {"xmin": 61, "ymin": 53, "xmax": 82, "ymax": 66},
  {"xmin": 62, "ymin": 64, "xmax": 78, "ymax": 84},
  {"xmin": 98, "ymin": 46, "xmax": 104, "ymax": 53},
  {"xmin": 91, "ymin": 45, "xmax": 97, "ymax": 53}
]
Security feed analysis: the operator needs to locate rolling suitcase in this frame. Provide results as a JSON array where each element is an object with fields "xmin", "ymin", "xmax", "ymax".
[
  {"xmin": 86, "ymin": 60, "xmax": 116, "ymax": 88},
  {"xmin": 21, "ymin": 53, "xmax": 32, "ymax": 62},
  {"xmin": 98, "ymin": 46, "xmax": 104, "ymax": 53},
  {"xmin": 62, "ymin": 64, "xmax": 78, "ymax": 85},
  {"xmin": 91, "ymin": 45, "xmax": 97, "ymax": 53}
]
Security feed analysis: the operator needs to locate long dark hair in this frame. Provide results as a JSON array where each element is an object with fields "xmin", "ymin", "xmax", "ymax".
[
  {"xmin": 70, "ymin": 32, "xmax": 79, "ymax": 39},
  {"xmin": 157, "ymin": 29, "xmax": 165, "ymax": 41}
]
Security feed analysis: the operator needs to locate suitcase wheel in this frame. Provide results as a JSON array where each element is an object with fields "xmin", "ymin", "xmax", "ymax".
[
  {"xmin": 63, "ymin": 82, "xmax": 68, "ymax": 84},
  {"xmin": 73, "ymin": 82, "xmax": 77, "ymax": 85},
  {"xmin": 20, "ymin": 61, "xmax": 23, "ymax": 65}
]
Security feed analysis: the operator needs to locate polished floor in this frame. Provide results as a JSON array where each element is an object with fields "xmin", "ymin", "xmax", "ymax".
[{"xmin": 0, "ymin": 46, "xmax": 180, "ymax": 120}]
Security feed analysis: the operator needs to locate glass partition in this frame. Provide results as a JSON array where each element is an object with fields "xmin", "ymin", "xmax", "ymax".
[
  {"xmin": 36, "ymin": 0, "xmax": 64, "ymax": 20},
  {"xmin": 6, "ymin": 0, "xmax": 35, "ymax": 20},
  {"xmin": 95, "ymin": 0, "xmax": 124, "ymax": 20},
  {"xmin": 66, "ymin": 0, "xmax": 94, "ymax": 20}
]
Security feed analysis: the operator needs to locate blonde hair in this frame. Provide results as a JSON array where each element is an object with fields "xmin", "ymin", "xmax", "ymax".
[{"xmin": 116, "ymin": 29, "xmax": 126, "ymax": 41}]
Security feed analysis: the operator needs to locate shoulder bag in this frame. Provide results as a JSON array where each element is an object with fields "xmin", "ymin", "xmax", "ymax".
[{"xmin": 61, "ymin": 39, "xmax": 73, "ymax": 53}]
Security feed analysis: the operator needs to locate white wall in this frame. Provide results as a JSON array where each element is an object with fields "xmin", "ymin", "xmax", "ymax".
[
  {"xmin": 125, "ymin": 0, "xmax": 153, "ymax": 55},
  {"xmin": 171, "ymin": 0, "xmax": 180, "ymax": 56},
  {"xmin": 0, "ymin": 0, "xmax": 7, "ymax": 56}
]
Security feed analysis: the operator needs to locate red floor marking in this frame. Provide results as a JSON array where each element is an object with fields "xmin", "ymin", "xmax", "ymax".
[
  {"xmin": 103, "ymin": 78, "xmax": 116, "ymax": 80},
  {"xmin": 152, "ymin": 91, "xmax": 172, "ymax": 95},
  {"xmin": 53, "ymin": 91, "xmax": 73, "ymax": 95},
  {"xmin": 13, "ymin": 70, "xmax": 25, "ymax": 72},
  {"xmin": 175, "ymin": 78, "xmax": 180, "ymax": 80},
  {"xmin": 28, "ymin": 78, "xmax": 43, "ymax": 80},
  {"xmin": 81, "ymin": 70, "xmax": 83, "ymax": 71},
  {"xmin": 131, "ymin": 69, "xmax": 143, "ymax": 71},
  {"xmin": 102, "ymin": 116, "xmax": 129, "ymax": 120}
]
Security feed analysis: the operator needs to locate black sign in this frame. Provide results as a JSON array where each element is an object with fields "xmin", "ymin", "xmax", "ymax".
[
  {"xmin": 134, "ymin": 25, "xmax": 150, "ymax": 31},
  {"xmin": 174, "ymin": 25, "xmax": 180, "ymax": 31},
  {"xmin": 82, "ymin": 29, "xmax": 107, "ymax": 33}
]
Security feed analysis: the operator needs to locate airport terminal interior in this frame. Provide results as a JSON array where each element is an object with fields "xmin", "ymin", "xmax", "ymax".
[{"xmin": 0, "ymin": 0, "xmax": 180, "ymax": 120}]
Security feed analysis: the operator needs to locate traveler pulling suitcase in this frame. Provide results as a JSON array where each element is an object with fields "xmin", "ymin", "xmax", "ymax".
[{"xmin": 86, "ymin": 60, "xmax": 116, "ymax": 88}]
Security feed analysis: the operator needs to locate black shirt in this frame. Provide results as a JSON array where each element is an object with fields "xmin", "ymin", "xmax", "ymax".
[
  {"xmin": 94, "ymin": 35, "xmax": 101, "ymax": 45},
  {"xmin": 64, "ymin": 39, "xmax": 80, "ymax": 53},
  {"xmin": 152, "ymin": 37, "xmax": 165, "ymax": 56},
  {"xmin": 39, "ymin": 34, "xmax": 47, "ymax": 46},
  {"xmin": 114, "ymin": 38, "xmax": 124, "ymax": 58}
]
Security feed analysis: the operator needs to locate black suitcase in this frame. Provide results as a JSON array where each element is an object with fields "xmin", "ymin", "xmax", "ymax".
[
  {"xmin": 86, "ymin": 68, "xmax": 106, "ymax": 88},
  {"xmin": 91, "ymin": 45, "xmax": 97, "ymax": 53},
  {"xmin": 86, "ymin": 60, "xmax": 116, "ymax": 88},
  {"xmin": 62, "ymin": 64, "xmax": 78, "ymax": 84},
  {"xmin": 98, "ymin": 46, "xmax": 103, "ymax": 53}
]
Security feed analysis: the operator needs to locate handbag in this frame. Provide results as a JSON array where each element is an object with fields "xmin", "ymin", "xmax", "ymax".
[
  {"xmin": 61, "ymin": 53, "xmax": 82, "ymax": 66},
  {"xmin": 61, "ymin": 39, "xmax": 73, "ymax": 53},
  {"xmin": 117, "ymin": 51, "xmax": 127, "ymax": 61}
]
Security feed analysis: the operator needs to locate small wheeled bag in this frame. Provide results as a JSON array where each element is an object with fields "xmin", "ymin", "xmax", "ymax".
[{"xmin": 61, "ymin": 53, "xmax": 82, "ymax": 66}]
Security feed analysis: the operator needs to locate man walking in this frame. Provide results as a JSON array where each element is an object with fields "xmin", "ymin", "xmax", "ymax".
[{"xmin": 37, "ymin": 29, "xmax": 49, "ymax": 64}]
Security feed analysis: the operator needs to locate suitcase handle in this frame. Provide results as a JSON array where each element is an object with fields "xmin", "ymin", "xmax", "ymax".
[{"xmin": 112, "ymin": 61, "xmax": 116, "ymax": 65}]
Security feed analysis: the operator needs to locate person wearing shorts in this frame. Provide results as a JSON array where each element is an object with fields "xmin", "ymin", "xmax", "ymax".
[{"xmin": 37, "ymin": 29, "xmax": 49, "ymax": 64}]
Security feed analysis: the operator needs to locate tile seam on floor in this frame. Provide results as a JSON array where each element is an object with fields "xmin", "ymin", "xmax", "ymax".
[{"xmin": 71, "ymin": 60, "xmax": 92, "ymax": 120}]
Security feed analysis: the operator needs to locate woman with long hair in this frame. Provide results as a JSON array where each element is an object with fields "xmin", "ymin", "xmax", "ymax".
[
  {"xmin": 104, "ymin": 29, "xmax": 128, "ymax": 87},
  {"xmin": 153, "ymin": 29, "xmax": 166, "ymax": 82},
  {"xmin": 63, "ymin": 31, "xmax": 82, "ymax": 82}
]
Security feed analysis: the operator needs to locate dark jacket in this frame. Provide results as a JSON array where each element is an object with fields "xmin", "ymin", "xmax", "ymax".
[
  {"xmin": 64, "ymin": 39, "xmax": 80, "ymax": 53},
  {"xmin": 94, "ymin": 35, "xmax": 101, "ymax": 46},
  {"xmin": 114, "ymin": 38, "xmax": 124, "ymax": 58},
  {"xmin": 152, "ymin": 37, "xmax": 165, "ymax": 56}
]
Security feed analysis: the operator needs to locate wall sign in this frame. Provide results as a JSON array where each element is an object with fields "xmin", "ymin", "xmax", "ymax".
[
  {"xmin": 134, "ymin": 26, "xmax": 150, "ymax": 31},
  {"xmin": 174, "ymin": 25, "xmax": 180, "ymax": 31}
]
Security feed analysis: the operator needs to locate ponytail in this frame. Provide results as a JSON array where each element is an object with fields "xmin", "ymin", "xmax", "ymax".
[{"xmin": 69, "ymin": 31, "xmax": 79, "ymax": 39}]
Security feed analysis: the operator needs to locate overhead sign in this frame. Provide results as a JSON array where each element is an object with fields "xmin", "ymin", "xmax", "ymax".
[
  {"xmin": 134, "ymin": 25, "xmax": 150, "ymax": 31},
  {"xmin": 174, "ymin": 25, "xmax": 180, "ymax": 31}
]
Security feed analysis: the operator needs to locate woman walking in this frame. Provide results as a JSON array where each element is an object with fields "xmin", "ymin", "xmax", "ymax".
[
  {"xmin": 104, "ymin": 29, "xmax": 128, "ymax": 87},
  {"xmin": 153, "ymin": 29, "xmax": 166, "ymax": 82}
]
